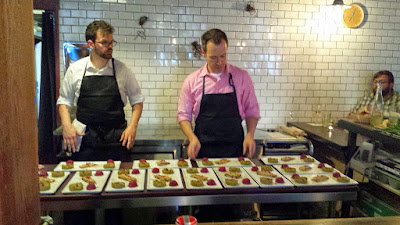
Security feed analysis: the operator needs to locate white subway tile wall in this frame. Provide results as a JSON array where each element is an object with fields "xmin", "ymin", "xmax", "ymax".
[{"xmin": 59, "ymin": 0, "xmax": 400, "ymax": 129}]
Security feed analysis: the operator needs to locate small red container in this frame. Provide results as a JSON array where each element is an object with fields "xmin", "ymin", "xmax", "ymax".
[{"xmin": 175, "ymin": 215, "xmax": 197, "ymax": 225}]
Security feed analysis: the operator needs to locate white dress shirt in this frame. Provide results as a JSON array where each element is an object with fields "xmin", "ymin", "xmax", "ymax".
[{"xmin": 57, "ymin": 56, "xmax": 144, "ymax": 108}]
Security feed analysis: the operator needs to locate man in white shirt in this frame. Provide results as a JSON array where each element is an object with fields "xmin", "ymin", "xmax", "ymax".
[{"xmin": 57, "ymin": 20, "xmax": 143, "ymax": 161}]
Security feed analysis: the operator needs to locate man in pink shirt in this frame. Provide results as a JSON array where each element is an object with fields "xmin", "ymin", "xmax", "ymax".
[{"xmin": 178, "ymin": 29, "xmax": 260, "ymax": 160}]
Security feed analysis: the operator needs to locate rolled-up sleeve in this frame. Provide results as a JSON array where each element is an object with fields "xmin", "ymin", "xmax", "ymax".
[
  {"xmin": 240, "ymin": 72, "xmax": 260, "ymax": 120},
  {"xmin": 56, "ymin": 69, "xmax": 75, "ymax": 108},
  {"xmin": 177, "ymin": 78, "xmax": 195, "ymax": 123},
  {"xmin": 124, "ymin": 67, "xmax": 144, "ymax": 106}
]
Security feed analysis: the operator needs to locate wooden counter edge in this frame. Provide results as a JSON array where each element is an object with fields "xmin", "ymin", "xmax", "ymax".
[{"xmin": 197, "ymin": 216, "xmax": 400, "ymax": 225}]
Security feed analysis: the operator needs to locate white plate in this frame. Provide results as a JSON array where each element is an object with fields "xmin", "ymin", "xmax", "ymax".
[
  {"xmin": 54, "ymin": 161, "xmax": 121, "ymax": 171},
  {"xmin": 61, "ymin": 171, "xmax": 110, "ymax": 194},
  {"xmin": 196, "ymin": 157, "xmax": 255, "ymax": 168},
  {"xmin": 243, "ymin": 167, "xmax": 293, "ymax": 188},
  {"xmin": 274, "ymin": 163, "xmax": 339, "ymax": 175},
  {"xmin": 213, "ymin": 167, "xmax": 259, "ymax": 189},
  {"xmin": 132, "ymin": 159, "xmax": 192, "ymax": 169},
  {"xmin": 39, "ymin": 172, "xmax": 71, "ymax": 195},
  {"xmin": 105, "ymin": 169, "xmax": 145, "ymax": 192},
  {"xmin": 181, "ymin": 168, "xmax": 223, "ymax": 190},
  {"xmin": 147, "ymin": 168, "xmax": 184, "ymax": 191},
  {"xmin": 286, "ymin": 173, "xmax": 358, "ymax": 187},
  {"xmin": 260, "ymin": 155, "xmax": 318, "ymax": 165}
]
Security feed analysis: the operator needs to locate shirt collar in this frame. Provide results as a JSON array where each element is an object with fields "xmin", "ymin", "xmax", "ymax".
[
  {"xmin": 199, "ymin": 63, "xmax": 231, "ymax": 78},
  {"xmin": 86, "ymin": 55, "xmax": 113, "ymax": 70}
]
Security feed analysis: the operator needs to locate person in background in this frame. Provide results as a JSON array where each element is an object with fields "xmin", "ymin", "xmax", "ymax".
[
  {"xmin": 177, "ymin": 29, "xmax": 260, "ymax": 159},
  {"xmin": 57, "ymin": 20, "xmax": 143, "ymax": 161},
  {"xmin": 350, "ymin": 70, "xmax": 400, "ymax": 119}
]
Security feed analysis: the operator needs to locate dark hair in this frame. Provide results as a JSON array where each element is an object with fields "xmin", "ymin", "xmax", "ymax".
[
  {"xmin": 201, "ymin": 29, "xmax": 228, "ymax": 53},
  {"xmin": 85, "ymin": 20, "xmax": 114, "ymax": 42},
  {"xmin": 373, "ymin": 70, "xmax": 394, "ymax": 84}
]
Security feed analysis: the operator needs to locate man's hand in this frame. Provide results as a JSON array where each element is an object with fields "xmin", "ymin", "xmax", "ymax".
[
  {"xmin": 120, "ymin": 125, "xmax": 137, "ymax": 150},
  {"xmin": 187, "ymin": 136, "xmax": 201, "ymax": 160},
  {"xmin": 63, "ymin": 125, "xmax": 85, "ymax": 153},
  {"xmin": 243, "ymin": 134, "xmax": 256, "ymax": 158}
]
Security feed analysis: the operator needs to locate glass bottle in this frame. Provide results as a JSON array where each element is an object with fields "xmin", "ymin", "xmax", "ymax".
[
  {"xmin": 388, "ymin": 104, "xmax": 399, "ymax": 127},
  {"xmin": 315, "ymin": 104, "xmax": 322, "ymax": 124},
  {"xmin": 369, "ymin": 81, "xmax": 384, "ymax": 126}
]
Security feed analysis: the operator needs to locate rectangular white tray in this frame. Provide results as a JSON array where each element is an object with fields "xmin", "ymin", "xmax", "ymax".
[
  {"xmin": 61, "ymin": 171, "xmax": 110, "ymax": 194},
  {"xmin": 181, "ymin": 168, "xmax": 223, "ymax": 190},
  {"xmin": 285, "ymin": 173, "xmax": 358, "ymax": 187},
  {"xmin": 196, "ymin": 157, "xmax": 255, "ymax": 168},
  {"xmin": 213, "ymin": 167, "xmax": 259, "ymax": 189},
  {"xmin": 274, "ymin": 163, "xmax": 339, "ymax": 175},
  {"xmin": 39, "ymin": 172, "xmax": 71, "ymax": 195},
  {"xmin": 132, "ymin": 159, "xmax": 192, "ymax": 169},
  {"xmin": 242, "ymin": 167, "xmax": 293, "ymax": 188},
  {"xmin": 54, "ymin": 161, "xmax": 121, "ymax": 171},
  {"xmin": 105, "ymin": 169, "xmax": 146, "ymax": 192},
  {"xmin": 260, "ymin": 155, "xmax": 318, "ymax": 165},
  {"xmin": 146, "ymin": 168, "xmax": 184, "ymax": 191}
]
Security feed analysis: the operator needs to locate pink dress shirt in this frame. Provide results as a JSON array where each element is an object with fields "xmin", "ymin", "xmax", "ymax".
[{"xmin": 178, "ymin": 63, "xmax": 260, "ymax": 123}]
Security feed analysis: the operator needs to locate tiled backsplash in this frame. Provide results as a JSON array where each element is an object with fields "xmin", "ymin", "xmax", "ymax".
[{"xmin": 59, "ymin": 0, "xmax": 400, "ymax": 129}]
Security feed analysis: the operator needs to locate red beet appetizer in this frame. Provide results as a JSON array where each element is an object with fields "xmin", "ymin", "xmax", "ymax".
[
  {"xmin": 200, "ymin": 168, "xmax": 208, "ymax": 173},
  {"xmin": 95, "ymin": 171, "xmax": 103, "ymax": 176},
  {"xmin": 207, "ymin": 179, "xmax": 216, "ymax": 185},
  {"xmin": 128, "ymin": 180, "xmax": 138, "ymax": 187},
  {"xmin": 218, "ymin": 167, "xmax": 226, "ymax": 172},
  {"xmin": 242, "ymin": 178, "xmax": 251, "ymax": 184},
  {"xmin": 169, "ymin": 180, "xmax": 178, "ymax": 186},
  {"xmin": 87, "ymin": 182, "xmax": 96, "ymax": 190}
]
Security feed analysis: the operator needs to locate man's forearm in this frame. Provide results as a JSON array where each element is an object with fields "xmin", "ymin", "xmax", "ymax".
[
  {"xmin": 245, "ymin": 117, "xmax": 258, "ymax": 138},
  {"xmin": 59, "ymin": 105, "xmax": 73, "ymax": 128},
  {"xmin": 128, "ymin": 102, "xmax": 143, "ymax": 128},
  {"xmin": 179, "ymin": 120, "xmax": 197, "ymax": 141}
]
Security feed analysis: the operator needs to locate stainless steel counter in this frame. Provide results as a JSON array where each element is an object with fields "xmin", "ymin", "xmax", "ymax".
[{"xmin": 134, "ymin": 125, "xmax": 187, "ymax": 146}]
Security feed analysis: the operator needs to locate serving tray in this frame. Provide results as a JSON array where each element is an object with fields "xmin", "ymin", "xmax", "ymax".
[
  {"xmin": 285, "ymin": 173, "xmax": 358, "ymax": 187},
  {"xmin": 146, "ymin": 168, "xmax": 184, "ymax": 191},
  {"xmin": 213, "ymin": 167, "xmax": 259, "ymax": 189},
  {"xmin": 132, "ymin": 159, "xmax": 192, "ymax": 169},
  {"xmin": 61, "ymin": 171, "xmax": 110, "ymax": 194},
  {"xmin": 243, "ymin": 166, "xmax": 293, "ymax": 188},
  {"xmin": 274, "ymin": 163, "xmax": 339, "ymax": 175},
  {"xmin": 181, "ymin": 167, "xmax": 223, "ymax": 190},
  {"xmin": 39, "ymin": 172, "xmax": 70, "ymax": 195},
  {"xmin": 54, "ymin": 161, "xmax": 121, "ymax": 171},
  {"xmin": 105, "ymin": 169, "xmax": 146, "ymax": 192},
  {"xmin": 260, "ymin": 155, "xmax": 318, "ymax": 165},
  {"xmin": 196, "ymin": 157, "xmax": 255, "ymax": 168}
]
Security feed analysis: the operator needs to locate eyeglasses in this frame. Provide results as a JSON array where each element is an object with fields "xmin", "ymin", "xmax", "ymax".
[
  {"xmin": 373, "ymin": 81, "xmax": 388, "ymax": 84},
  {"xmin": 95, "ymin": 40, "xmax": 117, "ymax": 47}
]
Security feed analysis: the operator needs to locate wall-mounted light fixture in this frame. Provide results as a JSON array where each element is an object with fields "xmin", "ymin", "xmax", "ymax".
[
  {"xmin": 191, "ymin": 41, "xmax": 202, "ymax": 59},
  {"xmin": 332, "ymin": 0, "xmax": 345, "ymax": 6},
  {"xmin": 329, "ymin": 0, "xmax": 350, "ymax": 25},
  {"xmin": 332, "ymin": 0, "xmax": 350, "ymax": 9},
  {"xmin": 134, "ymin": 16, "xmax": 148, "ymax": 40},
  {"xmin": 245, "ymin": 1, "xmax": 257, "ymax": 15}
]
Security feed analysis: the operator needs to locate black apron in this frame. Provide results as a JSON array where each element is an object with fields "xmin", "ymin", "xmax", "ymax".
[
  {"xmin": 195, "ymin": 73, "xmax": 244, "ymax": 158},
  {"xmin": 74, "ymin": 58, "xmax": 129, "ymax": 161}
]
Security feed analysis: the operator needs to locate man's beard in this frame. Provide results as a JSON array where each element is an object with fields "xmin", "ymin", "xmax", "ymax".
[
  {"xmin": 374, "ymin": 87, "xmax": 391, "ymax": 97},
  {"xmin": 94, "ymin": 47, "xmax": 112, "ymax": 59}
]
